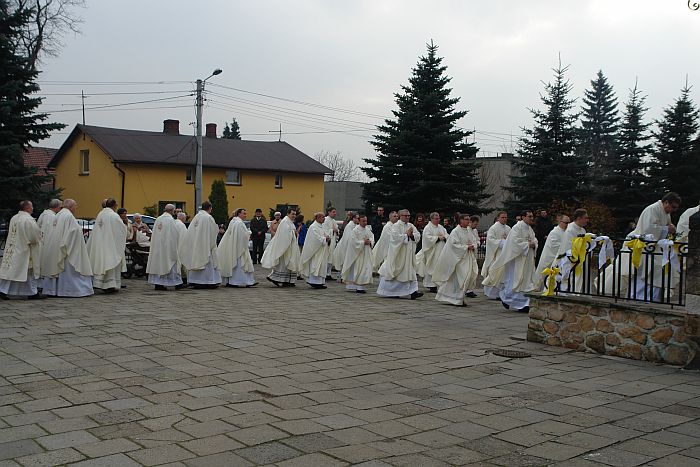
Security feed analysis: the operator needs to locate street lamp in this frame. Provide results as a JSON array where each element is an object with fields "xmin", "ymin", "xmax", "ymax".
[{"xmin": 195, "ymin": 68, "xmax": 223, "ymax": 212}]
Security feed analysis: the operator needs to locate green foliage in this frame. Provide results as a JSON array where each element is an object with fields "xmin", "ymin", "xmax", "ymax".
[
  {"xmin": 222, "ymin": 118, "xmax": 241, "ymax": 140},
  {"xmin": 603, "ymin": 81, "xmax": 654, "ymax": 230},
  {"xmin": 208, "ymin": 179, "xmax": 229, "ymax": 224},
  {"xmin": 580, "ymin": 70, "xmax": 620, "ymax": 188},
  {"xmin": 650, "ymin": 84, "xmax": 700, "ymax": 213},
  {"xmin": 143, "ymin": 203, "xmax": 158, "ymax": 217},
  {"xmin": 506, "ymin": 61, "xmax": 586, "ymax": 213},
  {"xmin": 0, "ymin": 3, "xmax": 65, "ymax": 220},
  {"xmin": 362, "ymin": 41, "xmax": 487, "ymax": 215}
]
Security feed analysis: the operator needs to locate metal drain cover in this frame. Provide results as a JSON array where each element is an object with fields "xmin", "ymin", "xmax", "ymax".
[{"xmin": 492, "ymin": 349, "xmax": 531, "ymax": 358}]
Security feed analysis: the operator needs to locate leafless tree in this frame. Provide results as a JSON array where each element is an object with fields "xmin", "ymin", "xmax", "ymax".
[
  {"xmin": 314, "ymin": 150, "xmax": 363, "ymax": 182},
  {"xmin": 10, "ymin": 0, "xmax": 86, "ymax": 70}
]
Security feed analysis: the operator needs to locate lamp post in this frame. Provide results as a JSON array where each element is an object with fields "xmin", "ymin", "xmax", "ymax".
[{"xmin": 195, "ymin": 68, "xmax": 222, "ymax": 212}]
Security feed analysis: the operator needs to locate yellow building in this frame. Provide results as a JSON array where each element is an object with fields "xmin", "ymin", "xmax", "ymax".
[{"xmin": 49, "ymin": 120, "xmax": 331, "ymax": 219}]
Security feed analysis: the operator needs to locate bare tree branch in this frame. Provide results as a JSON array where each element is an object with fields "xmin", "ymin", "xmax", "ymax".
[
  {"xmin": 314, "ymin": 150, "xmax": 363, "ymax": 182},
  {"xmin": 10, "ymin": 0, "xmax": 86, "ymax": 70}
]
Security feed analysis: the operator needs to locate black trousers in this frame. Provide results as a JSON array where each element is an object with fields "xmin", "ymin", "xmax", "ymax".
[{"xmin": 252, "ymin": 237, "xmax": 265, "ymax": 263}]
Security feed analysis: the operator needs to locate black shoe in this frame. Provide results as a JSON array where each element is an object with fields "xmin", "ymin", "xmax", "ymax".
[
  {"xmin": 247, "ymin": 282, "xmax": 259, "ymax": 288},
  {"xmin": 28, "ymin": 293, "xmax": 46, "ymax": 300},
  {"xmin": 266, "ymin": 277, "xmax": 281, "ymax": 287},
  {"xmin": 465, "ymin": 291, "xmax": 477, "ymax": 298},
  {"xmin": 325, "ymin": 276, "xmax": 337, "ymax": 281},
  {"xmin": 121, "ymin": 285, "xmax": 127, "ymax": 288},
  {"xmin": 309, "ymin": 283, "xmax": 327, "ymax": 289},
  {"xmin": 356, "ymin": 289, "xmax": 366, "ymax": 294},
  {"xmin": 429, "ymin": 287, "xmax": 438, "ymax": 293},
  {"xmin": 282, "ymin": 282, "xmax": 296, "ymax": 287},
  {"xmin": 192, "ymin": 284, "xmax": 207, "ymax": 289},
  {"xmin": 226, "ymin": 284, "xmax": 241, "ymax": 288},
  {"xmin": 104, "ymin": 288, "xmax": 118, "ymax": 294},
  {"xmin": 500, "ymin": 299, "xmax": 510, "ymax": 310},
  {"xmin": 517, "ymin": 306, "xmax": 530, "ymax": 313},
  {"xmin": 175, "ymin": 283, "xmax": 186, "ymax": 290},
  {"xmin": 0, "ymin": 292, "xmax": 8, "ymax": 300},
  {"xmin": 458, "ymin": 302, "xmax": 467, "ymax": 307},
  {"xmin": 410, "ymin": 291, "xmax": 423, "ymax": 300},
  {"xmin": 154, "ymin": 285, "xmax": 167, "ymax": 291}
]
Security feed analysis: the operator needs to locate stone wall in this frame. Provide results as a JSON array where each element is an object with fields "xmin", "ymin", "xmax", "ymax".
[{"xmin": 527, "ymin": 295, "xmax": 698, "ymax": 366}]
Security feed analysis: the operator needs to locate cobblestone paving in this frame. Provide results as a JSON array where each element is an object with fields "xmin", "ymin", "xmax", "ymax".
[{"xmin": 1, "ymin": 266, "xmax": 700, "ymax": 466}]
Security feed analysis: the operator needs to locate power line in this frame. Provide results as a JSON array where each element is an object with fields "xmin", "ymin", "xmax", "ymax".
[
  {"xmin": 38, "ymin": 80, "xmax": 191, "ymax": 85},
  {"xmin": 38, "ymin": 90, "xmax": 190, "ymax": 96},
  {"xmin": 45, "ymin": 94, "xmax": 193, "ymax": 113}
]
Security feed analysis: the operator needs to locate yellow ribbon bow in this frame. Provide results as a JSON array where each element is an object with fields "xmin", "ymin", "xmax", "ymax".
[
  {"xmin": 571, "ymin": 234, "xmax": 593, "ymax": 276},
  {"xmin": 542, "ymin": 267, "xmax": 560, "ymax": 297},
  {"xmin": 624, "ymin": 238, "xmax": 646, "ymax": 269}
]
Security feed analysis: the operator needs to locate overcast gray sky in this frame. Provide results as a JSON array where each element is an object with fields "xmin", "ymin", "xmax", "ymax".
[{"xmin": 38, "ymin": 0, "xmax": 700, "ymax": 166}]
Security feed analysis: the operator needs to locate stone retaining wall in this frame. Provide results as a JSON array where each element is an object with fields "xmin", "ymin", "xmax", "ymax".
[{"xmin": 527, "ymin": 295, "xmax": 699, "ymax": 366}]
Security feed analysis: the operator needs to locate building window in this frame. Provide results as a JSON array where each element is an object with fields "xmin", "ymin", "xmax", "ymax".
[
  {"xmin": 275, "ymin": 174, "xmax": 283, "ymax": 189},
  {"xmin": 79, "ymin": 150, "xmax": 89, "ymax": 175},
  {"xmin": 225, "ymin": 169, "xmax": 241, "ymax": 185},
  {"xmin": 186, "ymin": 168, "xmax": 193, "ymax": 183}
]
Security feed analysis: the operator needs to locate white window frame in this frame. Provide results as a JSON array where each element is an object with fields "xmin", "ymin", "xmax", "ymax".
[
  {"xmin": 225, "ymin": 169, "xmax": 241, "ymax": 185},
  {"xmin": 274, "ymin": 174, "xmax": 283, "ymax": 189},
  {"xmin": 79, "ymin": 149, "xmax": 89, "ymax": 175}
]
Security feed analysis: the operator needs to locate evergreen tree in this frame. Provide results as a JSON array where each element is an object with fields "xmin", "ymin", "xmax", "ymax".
[
  {"xmin": 506, "ymin": 61, "xmax": 585, "ymax": 213},
  {"xmin": 362, "ymin": 41, "xmax": 486, "ymax": 215},
  {"xmin": 579, "ymin": 70, "xmax": 619, "ymax": 189},
  {"xmin": 222, "ymin": 118, "xmax": 241, "ymax": 139},
  {"xmin": 650, "ymin": 83, "xmax": 700, "ymax": 208},
  {"xmin": 0, "ymin": 2, "xmax": 65, "ymax": 219},
  {"xmin": 208, "ymin": 179, "xmax": 229, "ymax": 225},
  {"xmin": 603, "ymin": 80, "xmax": 653, "ymax": 229}
]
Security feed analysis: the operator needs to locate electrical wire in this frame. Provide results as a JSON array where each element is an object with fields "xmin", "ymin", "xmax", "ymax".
[{"xmin": 45, "ymin": 94, "xmax": 194, "ymax": 113}]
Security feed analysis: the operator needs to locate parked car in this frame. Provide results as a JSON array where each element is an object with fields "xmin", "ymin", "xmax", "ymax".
[
  {"xmin": 127, "ymin": 214, "xmax": 156, "ymax": 229},
  {"xmin": 243, "ymin": 220, "xmax": 272, "ymax": 252}
]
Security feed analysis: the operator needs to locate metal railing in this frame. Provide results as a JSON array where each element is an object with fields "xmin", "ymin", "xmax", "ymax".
[{"xmin": 554, "ymin": 236, "xmax": 687, "ymax": 307}]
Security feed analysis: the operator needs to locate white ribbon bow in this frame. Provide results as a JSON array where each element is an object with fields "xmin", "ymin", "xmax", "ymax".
[
  {"xmin": 596, "ymin": 235, "xmax": 615, "ymax": 269},
  {"xmin": 657, "ymin": 239, "xmax": 680, "ymax": 272}
]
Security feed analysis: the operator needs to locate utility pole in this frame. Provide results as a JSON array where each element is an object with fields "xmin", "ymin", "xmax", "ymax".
[
  {"xmin": 81, "ymin": 90, "xmax": 86, "ymax": 125},
  {"xmin": 194, "ymin": 68, "xmax": 222, "ymax": 212}
]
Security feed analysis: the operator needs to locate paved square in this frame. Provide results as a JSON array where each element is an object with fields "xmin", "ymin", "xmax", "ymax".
[{"xmin": 1, "ymin": 266, "xmax": 699, "ymax": 466}]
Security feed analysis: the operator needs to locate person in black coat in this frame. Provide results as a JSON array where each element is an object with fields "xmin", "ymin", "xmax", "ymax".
[{"xmin": 250, "ymin": 208, "xmax": 268, "ymax": 264}]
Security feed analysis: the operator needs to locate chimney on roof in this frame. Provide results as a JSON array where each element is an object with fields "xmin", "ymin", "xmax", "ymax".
[
  {"xmin": 205, "ymin": 123, "xmax": 217, "ymax": 138},
  {"xmin": 163, "ymin": 119, "xmax": 180, "ymax": 135}
]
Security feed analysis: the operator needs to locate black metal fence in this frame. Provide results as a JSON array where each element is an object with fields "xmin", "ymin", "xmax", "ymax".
[{"xmin": 554, "ymin": 237, "xmax": 687, "ymax": 307}]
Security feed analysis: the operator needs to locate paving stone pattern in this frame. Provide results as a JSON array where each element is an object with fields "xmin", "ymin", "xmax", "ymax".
[{"xmin": 1, "ymin": 266, "xmax": 700, "ymax": 466}]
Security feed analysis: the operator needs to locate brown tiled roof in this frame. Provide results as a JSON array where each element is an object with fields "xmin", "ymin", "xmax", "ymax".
[
  {"xmin": 24, "ymin": 147, "xmax": 57, "ymax": 171},
  {"xmin": 49, "ymin": 124, "xmax": 332, "ymax": 175}
]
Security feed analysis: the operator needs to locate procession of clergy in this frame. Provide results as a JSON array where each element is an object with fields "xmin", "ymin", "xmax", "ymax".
[{"xmin": 1, "ymin": 192, "xmax": 697, "ymax": 308}]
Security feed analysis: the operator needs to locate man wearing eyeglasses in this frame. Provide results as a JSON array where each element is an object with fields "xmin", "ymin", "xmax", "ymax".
[
  {"xmin": 482, "ymin": 210, "xmax": 538, "ymax": 312},
  {"xmin": 535, "ymin": 215, "xmax": 569, "ymax": 290},
  {"xmin": 377, "ymin": 209, "xmax": 423, "ymax": 300}
]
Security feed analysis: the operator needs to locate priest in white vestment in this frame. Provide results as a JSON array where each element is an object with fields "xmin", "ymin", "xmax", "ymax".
[
  {"xmin": 480, "ymin": 211, "xmax": 511, "ymax": 283},
  {"xmin": 534, "ymin": 215, "xmax": 569, "ymax": 290},
  {"xmin": 377, "ymin": 209, "xmax": 423, "ymax": 299},
  {"xmin": 602, "ymin": 193, "xmax": 680, "ymax": 301},
  {"xmin": 332, "ymin": 212, "xmax": 358, "ymax": 275},
  {"xmin": 433, "ymin": 214, "xmax": 479, "ymax": 306},
  {"xmin": 342, "ymin": 214, "xmax": 374, "ymax": 293},
  {"xmin": 175, "ymin": 212, "xmax": 188, "ymax": 283},
  {"xmin": 146, "ymin": 204, "xmax": 184, "ymax": 290},
  {"xmin": 178, "ymin": 201, "xmax": 221, "ymax": 288},
  {"xmin": 482, "ymin": 211, "xmax": 538, "ymax": 312},
  {"xmin": 465, "ymin": 216, "xmax": 481, "ymax": 298},
  {"xmin": 37, "ymin": 199, "xmax": 62, "ymax": 240},
  {"xmin": 88, "ymin": 198, "xmax": 127, "ymax": 292},
  {"xmin": 554, "ymin": 209, "xmax": 590, "ymax": 293},
  {"xmin": 219, "ymin": 208, "xmax": 257, "ymax": 288},
  {"xmin": 677, "ymin": 199, "xmax": 699, "ymax": 242},
  {"xmin": 415, "ymin": 212, "xmax": 449, "ymax": 293},
  {"xmin": 300, "ymin": 213, "xmax": 332, "ymax": 289},
  {"xmin": 0, "ymin": 201, "xmax": 42, "ymax": 299},
  {"xmin": 371, "ymin": 211, "xmax": 398, "ymax": 273},
  {"xmin": 322, "ymin": 207, "xmax": 339, "ymax": 280},
  {"xmin": 41, "ymin": 199, "xmax": 93, "ymax": 297},
  {"xmin": 262, "ymin": 210, "xmax": 301, "ymax": 286}
]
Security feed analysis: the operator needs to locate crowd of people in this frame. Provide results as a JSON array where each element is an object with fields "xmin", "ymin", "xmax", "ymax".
[{"xmin": 0, "ymin": 194, "xmax": 696, "ymax": 308}]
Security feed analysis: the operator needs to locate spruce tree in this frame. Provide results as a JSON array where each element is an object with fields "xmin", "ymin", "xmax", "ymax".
[
  {"xmin": 506, "ymin": 61, "xmax": 585, "ymax": 213},
  {"xmin": 0, "ymin": 2, "xmax": 65, "ymax": 219},
  {"xmin": 222, "ymin": 118, "xmax": 241, "ymax": 139},
  {"xmin": 362, "ymin": 41, "xmax": 486, "ymax": 215},
  {"xmin": 650, "ymin": 83, "xmax": 700, "ymax": 208},
  {"xmin": 579, "ymin": 70, "xmax": 619, "ymax": 189},
  {"xmin": 208, "ymin": 179, "xmax": 229, "ymax": 225},
  {"xmin": 603, "ymin": 80, "xmax": 653, "ymax": 230}
]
